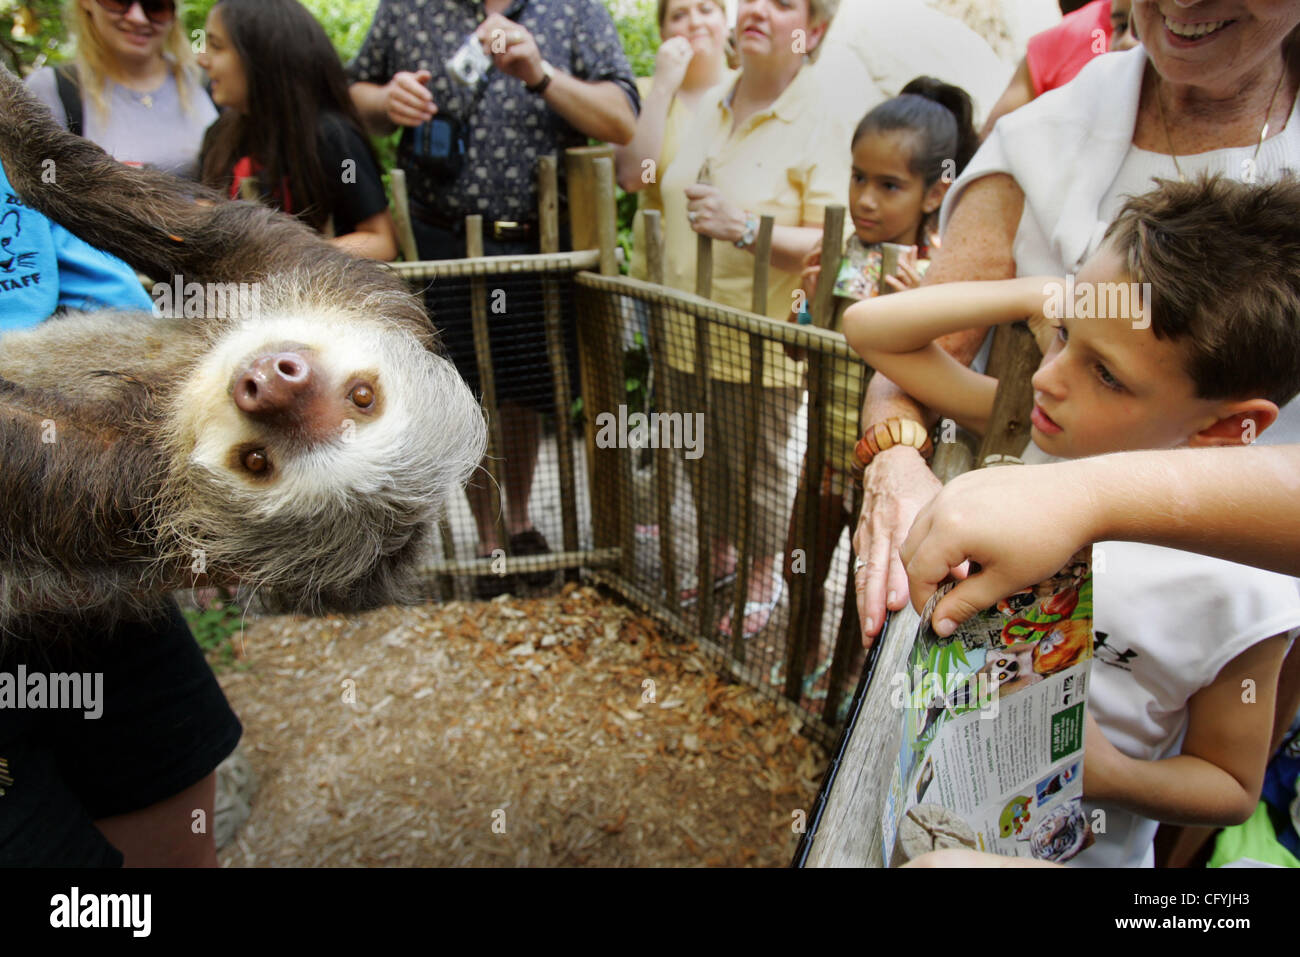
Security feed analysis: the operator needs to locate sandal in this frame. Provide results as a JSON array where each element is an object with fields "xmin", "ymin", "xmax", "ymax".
[
  {"xmin": 678, "ymin": 570, "xmax": 737, "ymax": 606},
  {"xmin": 801, "ymin": 661, "xmax": 831, "ymax": 701},
  {"xmin": 719, "ymin": 571, "xmax": 785, "ymax": 640}
]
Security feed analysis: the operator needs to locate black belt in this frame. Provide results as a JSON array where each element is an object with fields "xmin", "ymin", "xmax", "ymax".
[{"xmin": 410, "ymin": 201, "xmax": 537, "ymax": 242}]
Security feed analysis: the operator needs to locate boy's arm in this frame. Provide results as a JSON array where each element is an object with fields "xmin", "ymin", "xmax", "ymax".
[
  {"xmin": 1084, "ymin": 633, "xmax": 1290, "ymax": 826},
  {"xmin": 841, "ymin": 276, "xmax": 1049, "ymax": 435}
]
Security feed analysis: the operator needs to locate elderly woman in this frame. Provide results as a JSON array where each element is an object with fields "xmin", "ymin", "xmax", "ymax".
[
  {"xmin": 852, "ymin": 0, "xmax": 1300, "ymax": 645},
  {"xmin": 27, "ymin": 0, "xmax": 215, "ymax": 179},
  {"xmin": 659, "ymin": 0, "xmax": 845, "ymax": 639},
  {"xmin": 616, "ymin": 0, "xmax": 731, "ymax": 282}
]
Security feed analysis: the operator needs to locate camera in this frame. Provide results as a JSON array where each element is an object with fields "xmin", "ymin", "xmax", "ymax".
[
  {"xmin": 447, "ymin": 33, "xmax": 492, "ymax": 87},
  {"xmin": 402, "ymin": 115, "xmax": 467, "ymax": 180}
]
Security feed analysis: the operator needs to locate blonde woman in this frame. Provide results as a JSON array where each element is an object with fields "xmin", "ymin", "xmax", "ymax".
[
  {"xmin": 616, "ymin": 0, "xmax": 731, "ymax": 281},
  {"xmin": 27, "ymin": 1, "xmax": 216, "ymax": 179}
]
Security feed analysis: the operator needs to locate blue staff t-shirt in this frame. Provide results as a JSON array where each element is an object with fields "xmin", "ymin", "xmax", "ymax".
[{"xmin": 0, "ymin": 157, "xmax": 151, "ymax": 331}]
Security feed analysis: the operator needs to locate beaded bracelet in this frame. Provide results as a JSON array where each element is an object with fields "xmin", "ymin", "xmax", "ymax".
[{"xmin": 849, "ymin": 418, "xmax": 934, "ymax": 489}]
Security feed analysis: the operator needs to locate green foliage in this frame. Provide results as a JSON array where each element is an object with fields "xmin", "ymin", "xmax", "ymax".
[
  {"xmin": 184, "ymin": 0, "xmax": 375, "ymax": 59},
  {"xmin": 607, "ymin": 0, "xmax": 659, "ymax": 78},
  {"xmin": 185, "ymin": 593, "xmax": 245, "ymax": 669},
  {"xmin": 2, "ymin": 1, "xmax": 70, "ymax": 73}
]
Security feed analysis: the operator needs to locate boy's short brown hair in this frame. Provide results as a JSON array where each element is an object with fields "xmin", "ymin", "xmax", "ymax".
[{"xmin": 1104, "ymin": 174, "xmax": 1300, "ymax": 406}]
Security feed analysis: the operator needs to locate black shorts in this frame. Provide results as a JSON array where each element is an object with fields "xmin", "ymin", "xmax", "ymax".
[
  {"xmin": 411, "ymin": 218, "xmax": 580, "ymax": 416},
  {"xmin": 0, "ymin": 601, "xmax": 242, "ymax": 866}
]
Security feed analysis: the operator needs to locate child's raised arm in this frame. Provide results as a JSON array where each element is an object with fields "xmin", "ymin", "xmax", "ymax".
[
  {"xmin": 842, "ymin": 277, "xmax": 1050, "ymax": 436},
  {"xmin": 1083, "ymin": 633, "xmax": 1290, "ymax": 827}
]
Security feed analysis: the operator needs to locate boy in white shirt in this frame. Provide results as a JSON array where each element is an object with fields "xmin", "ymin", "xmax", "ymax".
[{"xmin": 843, "ymin": 174, "xmax": 1300, "ymax": 866}]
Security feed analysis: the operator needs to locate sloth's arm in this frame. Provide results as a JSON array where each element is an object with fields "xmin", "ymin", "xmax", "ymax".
[{"xmin": 0, "ymin": 67, "xmax": 385, "ymax": 297}]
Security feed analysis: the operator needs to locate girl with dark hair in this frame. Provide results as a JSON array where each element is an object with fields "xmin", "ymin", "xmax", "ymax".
[
  {"xmin": 783, "ymin": 77, "xmax": 978, "ymax": 696},
  {"xmin": 197, "ymin": 0, "xmax": 397, "ymax": 260}
]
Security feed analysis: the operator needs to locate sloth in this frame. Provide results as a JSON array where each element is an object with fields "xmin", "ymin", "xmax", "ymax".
[{"xmin": 0, "ymin": 67, "xmax": 486, "ymax": 630}]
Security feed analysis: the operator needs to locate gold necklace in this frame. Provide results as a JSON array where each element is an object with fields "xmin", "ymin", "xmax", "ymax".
[{"xmin": 1155, "ymin": 58, "xmax": 1289, "ymax": 182}]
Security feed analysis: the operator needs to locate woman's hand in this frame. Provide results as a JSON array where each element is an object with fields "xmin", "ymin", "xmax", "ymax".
[
  {"xmin": 383, "ymin": 69, "xmax": 436, "ymax": 127},
  {"xmin": 799, "ymin": 238, "xmax": 822, "ymax": 296},
  {"xmin": 783, "ymin": 240, "xmax": 822, "ymax": 361},
  {"xmin": 684, "ymin": 183, "xmax": 746, "ymax": 243},
  {"xmin": 900, "ymin": 461, "xmax": 1098, "ymax": 636},
  {"xmin": 853, "ymin": 444, "xmax": 943, "ymax": 646},
  {"xmin": 653, "ymin": 35, "xmax": 695, "ymax": 95}
]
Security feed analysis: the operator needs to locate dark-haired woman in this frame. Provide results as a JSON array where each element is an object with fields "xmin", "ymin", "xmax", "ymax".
[
  {"xmin": 197, "ymin": 0, "xmax": 397, "ymax": 260},
  {"xmin": 26, "ymin": 0, "xmax": 216, "ymax": 179}
]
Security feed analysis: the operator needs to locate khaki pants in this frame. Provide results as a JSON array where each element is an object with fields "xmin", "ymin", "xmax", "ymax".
[{"xmin": 664, "ymin": 369, "xmax": 801, "ymax": 573}]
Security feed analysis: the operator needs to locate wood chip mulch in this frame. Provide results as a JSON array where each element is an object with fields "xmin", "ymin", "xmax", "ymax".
[{"xmin": 214, "ymin": 584, "xmax": 827, "ymax": 867}]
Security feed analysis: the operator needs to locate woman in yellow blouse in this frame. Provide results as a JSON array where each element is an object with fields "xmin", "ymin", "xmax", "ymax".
[{"xmin": 659, "ymin": 0, "xmax": 845, "ymax": 639}]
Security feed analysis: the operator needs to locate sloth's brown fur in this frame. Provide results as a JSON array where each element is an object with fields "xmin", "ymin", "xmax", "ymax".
[{"xmin": 0, "ymin": 67, "xmax": 485, "ymax": 634}]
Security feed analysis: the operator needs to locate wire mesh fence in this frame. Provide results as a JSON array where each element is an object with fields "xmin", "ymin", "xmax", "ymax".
[
  {"xmin": 385, "ymin": 149, "xmax": 878, "ymax": 744},
  {"xmin": 574, "ymin": 273, "xmax": 872, "ymax": 742}
]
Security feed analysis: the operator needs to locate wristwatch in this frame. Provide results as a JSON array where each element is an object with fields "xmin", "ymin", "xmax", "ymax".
[
  {"xmin": 735, "ymin": 211, "xmax": 758, "ymax": 250},
  {"xmin": 526, "ymin": 61, "xmax": 555, "ymax": 95}
]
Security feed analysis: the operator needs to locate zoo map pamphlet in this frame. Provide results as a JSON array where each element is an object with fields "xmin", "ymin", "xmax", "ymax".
[{"xmin": 882, "ymin": 549, "xmax": 1094, "ymax": 865}]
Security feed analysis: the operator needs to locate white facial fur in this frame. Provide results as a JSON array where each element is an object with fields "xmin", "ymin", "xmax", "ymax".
[{"xmin": 170, "ymin": 309, "xmax": 485, "ymax": 523}]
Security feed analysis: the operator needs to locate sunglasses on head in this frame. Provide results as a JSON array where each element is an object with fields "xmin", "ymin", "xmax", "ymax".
[{"xmin": 93, "ymin": 0, "xmax": 177, "ymax": 26}]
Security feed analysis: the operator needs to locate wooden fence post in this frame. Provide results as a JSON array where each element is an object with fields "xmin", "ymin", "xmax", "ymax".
[
  {"xmin": 975, "ymin": 322, "xmax": 1041, "ymax": 464},
  {"xmin": 466, "ymin": 216, "xmax": 510, "ymax": 569},
  {"xmin": 389, "ymin": 168, "xmax": 420, "ymax": 263},
  {"xmin": 643, "ymin": 210, "xmax": 682, "ymax": 620},
  {"xmin": 538, "ymin": 155, "xmax": 580, "ymax": 570},
  {"xmin": 568, "ymin": 147, "xmax": 621, "ymax": 560}
]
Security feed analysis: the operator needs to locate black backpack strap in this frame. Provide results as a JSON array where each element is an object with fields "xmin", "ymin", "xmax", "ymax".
[{"xmin": 53, "ymin": 64, "xmax": 84, "ymax": 138}]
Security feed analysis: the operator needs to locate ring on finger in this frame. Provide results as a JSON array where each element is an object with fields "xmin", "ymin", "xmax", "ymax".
[
  {"xmin": 854, "ymin": 556, "xmax": 867, "ymax": 573},
  {"xmin": 687, "ymin": 211, "xmax": 699, "ymax": 224}
]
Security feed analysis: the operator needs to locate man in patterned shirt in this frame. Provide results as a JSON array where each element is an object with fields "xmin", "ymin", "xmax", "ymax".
[{"xmin": 349, "ymin": 0, "xmax": 637, "ymax": 594}]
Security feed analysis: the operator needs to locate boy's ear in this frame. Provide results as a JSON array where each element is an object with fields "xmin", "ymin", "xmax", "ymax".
[
  {"xmin": 922, "ymin": 180, "xmax": 950, "ymax": 216},
  {"xmin": 1188, "ymin": 400, "xmax": 1279, "ymax": 448}
]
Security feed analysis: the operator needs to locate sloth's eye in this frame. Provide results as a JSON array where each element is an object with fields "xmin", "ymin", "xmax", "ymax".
[
  {"xmin": 350, "ymin": 384, "xmax": 375, "ymax": 409},
  {"xmin": 243, "ymin": 449, "xmax": 269, "ymax": 473}
]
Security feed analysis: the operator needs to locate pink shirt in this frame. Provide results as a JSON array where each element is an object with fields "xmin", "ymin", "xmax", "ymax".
[{"xmin": 1026, "ymin": 0, "xmax": 1113, "ymax": 97}]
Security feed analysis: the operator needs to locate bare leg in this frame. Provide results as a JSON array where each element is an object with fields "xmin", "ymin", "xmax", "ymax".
[
  {"xmin": 94, "ymin": 772, "xmax": 218, "ymax": 867},
  {"xmin": 500, "ymin": 401, "xmax": 541, "ymax": 537}
]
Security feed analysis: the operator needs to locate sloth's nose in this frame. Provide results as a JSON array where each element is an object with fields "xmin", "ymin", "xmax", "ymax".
[{"xmin": 234, "ymin": 351, "xmax": 313, "ymax": 415}]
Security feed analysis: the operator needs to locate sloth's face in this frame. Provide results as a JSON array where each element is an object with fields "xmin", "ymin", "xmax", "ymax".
[
  {"xmin": 171, "ymin": 309, "xmax": 485, "ymax": 519},
  {"xmin": 162, "ymin": 309, "xmax": 486, "ymax": 608}
]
